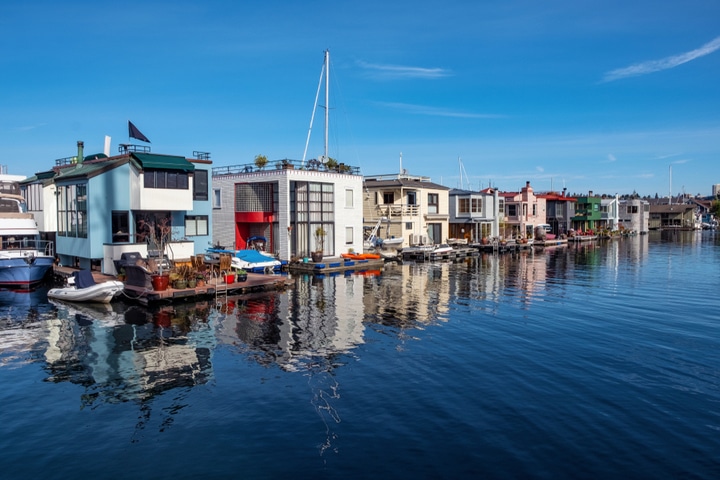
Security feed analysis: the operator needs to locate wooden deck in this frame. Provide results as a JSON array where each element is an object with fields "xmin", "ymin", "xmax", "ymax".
[
  {"xmin": 122, "ymin": 273, "xmax": 292, "ymax": 305},
  {"xmin": 53, "ymin": 266, "xmax": 118, "ymax": 283},
  {"xmin": 287, "ymin": 257, "xmax": 386, "ymax": 274},
  {"xmin": 533, "ymin": 238, "xmax": 569, "ymax": 247}
]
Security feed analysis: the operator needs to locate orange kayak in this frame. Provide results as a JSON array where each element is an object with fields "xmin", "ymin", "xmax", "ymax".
[{"xmin": 341, "ymin": 253, "xmax": 381, "ymax": 260}]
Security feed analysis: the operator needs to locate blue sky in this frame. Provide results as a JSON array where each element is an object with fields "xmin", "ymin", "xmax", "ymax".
[{"xmin": 2, "ymin": 0, "xmax": 719, "ymax": 197}]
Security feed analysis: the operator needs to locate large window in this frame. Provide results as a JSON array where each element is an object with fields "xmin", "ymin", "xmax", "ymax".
[
  {"xmin": 144, "ymin": 169, "xmax": 189, "ymax": 189},
  {"xmin": 345, "ymin": 189, "xmax": 354, "ymax": 208},
  {"xmin": 459, "ymin": 197, "xmax": 482, "ymax": 214},
  {"xmin": 472, "ymin": 198, "xmax": 482, "ymax": 213},
  {"xmin": 459, "ymin": 198, "xmax": 470, "ymax": 214},
  {"xmin": 345, "ymin": 226, "xmax": 353, "ymax": 244},
  {"xmin": 236, "ymin": 183, "xmax": 274, "ymax": 212},
  {"xmin": 22, "ymin": 183, "xmax": 43, "ymax": 211},
  {"xmin": 507, "ymin": 204, "xmax": 517, "ymax": 217},
  {"xmin": 193, "ymin": 169, "xmax": 208, "ymax": 201},
  {"xmin": 291, "ymin": 181, "xmax": 335, "ymax": 255},
  {"xmin": 57, "ymin": 183, "xmax": 88, "ymax": 238},
  {"xmin": 383, "ymin": 192, "xmax": 394, "ymax": 204},
  {"xmin": 112, "ymin": 211, "xmax": 130, "ymax": 242},
  {"xmin": 185, "ymin": 215, "xmax": 208, "ymax": 236},
  {"xmin": 428, "ymin": 193, "xmax": 439, "ymax": 214}
]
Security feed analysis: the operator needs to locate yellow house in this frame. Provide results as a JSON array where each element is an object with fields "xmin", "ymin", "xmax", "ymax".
[{"xmin": 363, "ymin": 172, "xmax": 449, "ymax": 248}]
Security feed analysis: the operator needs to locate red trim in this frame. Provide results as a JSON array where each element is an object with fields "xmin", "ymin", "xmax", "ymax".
[{"xmin": 235, "ymin": 212, "xmax": 274, "ymax": 223}]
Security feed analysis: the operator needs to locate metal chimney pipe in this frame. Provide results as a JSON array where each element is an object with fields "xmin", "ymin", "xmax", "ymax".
[{"xmin": 77, "ymin": 141, "xmax": 84, "ymax": 164}]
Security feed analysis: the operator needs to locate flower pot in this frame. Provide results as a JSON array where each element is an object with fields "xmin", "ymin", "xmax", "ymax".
[
  {"xmin": 224, "ymin": 274, "xmax": 235, "ymax": 284},
  {"xmin": 174, "ymin": 280, "xmax": 187, "ymax": 289},
  {"xmin": 187, "ymin": 279, "xmax": 197, "ymax": 288},
  {"xmin": 311, "ymin": 251, "xmax": 323, "ymax": 262},
  {"xmin": 151, "ymin": 274, "xmax": 170, "ymax": 291},
  {"xmin": 237, "ymin": 273, "xmax": 248, "ymax": 282}
]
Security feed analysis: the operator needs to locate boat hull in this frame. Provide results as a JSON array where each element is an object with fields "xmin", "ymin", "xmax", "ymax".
[
  {"xmin": 47, "ymin": 280, "xmax": 124, "ymax": 304},
  {"xmin": 0, "ymin": 254, "xmax": 54, "ymax": 289}
]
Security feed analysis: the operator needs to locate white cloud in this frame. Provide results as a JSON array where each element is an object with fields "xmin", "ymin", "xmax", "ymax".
[
  {"xmin": 357, "ymin": 61, "xmax": 452, "ymax": 79},
  {"xmin": 602, "ymin": 36, "xmax": 720, "ymax": 82},
  {"xmin": 607, "ymin": 154, "xmax": 617, "ymax": 162},
  {"xmin": 375, "ymin": 101, "xmax": 505, "ymax": 119}
]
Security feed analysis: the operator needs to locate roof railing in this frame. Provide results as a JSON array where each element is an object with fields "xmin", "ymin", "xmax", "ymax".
[
  {"xmin": 212, "ymin": 158, "xmax": 360, "ymax": 176},
  {"xmin": 119, "ymin": 144, "xmax": 151, "ymax": 154}
]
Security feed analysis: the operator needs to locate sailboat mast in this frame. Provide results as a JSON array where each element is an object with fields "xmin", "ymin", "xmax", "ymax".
[{"xmin": 324, "ymin": 49, "xmax": 329, "ymax": 162}]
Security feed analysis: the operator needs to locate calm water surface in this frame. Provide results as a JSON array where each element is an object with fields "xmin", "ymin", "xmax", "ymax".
[{"xmin": 1, "ymin": 231, "xmax": 719, "ymax": 479}]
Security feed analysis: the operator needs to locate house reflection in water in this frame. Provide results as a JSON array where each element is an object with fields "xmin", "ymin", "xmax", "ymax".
[
  {"xmin": 41, "ymin": 302, "xmax": 216, "ymax": 405},
  {"xmin": 214, "ymin": 274, "xmax": 369, "ymax": 371}
]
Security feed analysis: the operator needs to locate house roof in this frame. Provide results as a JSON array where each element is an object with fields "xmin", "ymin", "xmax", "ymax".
[
  {"xmin": 132, "ymin": 152, "xmax": 195, "ymax": 172},
  {"xmin": 52, "ymin": 152, "xmax": 195, "ymax": 182},
  {"xmin": 364, "ymin": 177, "xmax": 448, "ymax": 190},
  {"xmin": 54, "ymin": 157, "xmax": 124, "ymax": 181},
  {"xmin": 648, "ymin": 204, "xmax": 695, "ymax": 213}
]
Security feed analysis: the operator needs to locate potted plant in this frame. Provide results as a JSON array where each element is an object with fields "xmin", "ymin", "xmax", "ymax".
[
  {"xmin": 254, "ymin": 154, "xmax": 268, "ymax": 170},
  {"xmin": 324, "ymin": 157, "xmax": 338, "ymax": 171},
  {"xmin": 236, "ymin": 269, "xmax": 248, "ymax": 282},
  {"xmin": 175, "ymin": 265, "xmax": 193, "ymax": 289},
  {"xmin": 312, "ymin": 226, "xmax": 326, "ymax": 262},
  {"xmin": 147, "ymin": 216, "xmax": 172, "ymax": 291}
]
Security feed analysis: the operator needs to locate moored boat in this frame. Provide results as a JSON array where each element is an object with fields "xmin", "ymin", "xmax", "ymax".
[
  {"xmin": 0, "ymin": 176, "xmax": 55, "ymax": 289},
  {"xmin": 47, "ymin": 270, "xmax": 124, "ymax": 304}
]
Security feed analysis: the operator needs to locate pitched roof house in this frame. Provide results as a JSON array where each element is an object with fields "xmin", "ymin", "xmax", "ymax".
[
  {"xmin": 499, "ymin": 181, "xmax": 547, "ymax": 238},
  {"xmin": 24, "ymin": 142, "xmax": 213, "ymax": 274},
  {"xmin": 362, "ymin": 172, "xmax": 449, "ymax": 247}
]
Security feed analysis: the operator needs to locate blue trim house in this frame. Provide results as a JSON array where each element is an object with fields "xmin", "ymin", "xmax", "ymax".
[{"xmin": 52, "ymin": 143, "xmax": 212, "ymax": 274}]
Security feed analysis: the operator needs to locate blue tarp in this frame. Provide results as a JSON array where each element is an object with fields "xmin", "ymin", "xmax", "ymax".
[
  {"xmin": 73, "ymin": 270, "xmax": 96, "ymax": 289},
  {"xmin": 236, "ymin": 250, "xmax": 274, "ymax": 263}
]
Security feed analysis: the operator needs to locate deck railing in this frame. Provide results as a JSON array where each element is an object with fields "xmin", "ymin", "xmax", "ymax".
[
  {"xmin": 212, "ymin": 158, "xmax": 361, "ymax": 176},
  {"xmin": 1, "ymin": 239, "xmax": 54, "ymax": 257},
  {"xmin": 374, "ymin": 204, "xmax": 420, "ymax": 217}
]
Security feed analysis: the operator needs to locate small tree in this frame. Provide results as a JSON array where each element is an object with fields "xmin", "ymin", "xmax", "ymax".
[
  {"xmin": 314, "ymin": 226, "xmax": 326, "ymax": 253},
  {"xmin": 254, "ymin": 154, "xmax": 268, "ymax": 170},
  {"xmin": 324, "ymin": 157, "xmax": 338, "ymax": 170}
]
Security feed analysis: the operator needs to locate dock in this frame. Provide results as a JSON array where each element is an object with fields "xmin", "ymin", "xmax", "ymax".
[
  {"xmin": 401, "ymin": 247, "xmax": 478, "ymax": 262},
  {"xmin": 122, "ymin": 273, "xmax": 292, "ymax": 305},
  {"xmin": 53, "ymin": 266, "xmax": 117, "ymax": 284},
  {"xmin": 287, "ymin": 257, "xmax": 385, "ymax": 275},
  {"xmin": 471, "ymin": 241, "xmax": 535, "ymax": 254},
  {"xmin": 533, "ymin": 238, "xmax": 569, "ymax": 247}
]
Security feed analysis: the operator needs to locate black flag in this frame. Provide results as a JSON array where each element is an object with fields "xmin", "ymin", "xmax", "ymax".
[{"xmin": 128, "ymin": 121, "xmax": 151, "ymax": 143}]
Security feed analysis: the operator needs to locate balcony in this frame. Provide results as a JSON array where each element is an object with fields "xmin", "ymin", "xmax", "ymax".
[{"xmin": 374, "ymin": 204, "xmax": 420, "ymax": 218}]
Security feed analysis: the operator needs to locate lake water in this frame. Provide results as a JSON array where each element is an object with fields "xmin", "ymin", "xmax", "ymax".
[{"xmin": 1, "ymin": 231, "xmax": 719, "ymax": 479}]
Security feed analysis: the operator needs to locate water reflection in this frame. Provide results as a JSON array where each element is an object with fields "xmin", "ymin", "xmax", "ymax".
[
  {"xmin": 1, "ymin": 238, "xmax": 661, "ymax": 388},
  {"xmin": 0, "ymin": 236, "xmax": 666, "ymax": 446}
]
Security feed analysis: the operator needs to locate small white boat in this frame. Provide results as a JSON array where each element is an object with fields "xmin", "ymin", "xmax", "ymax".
[
  {"xmin": 431, "ymin": 244, "xmax": 454, "ymax": 254},
  {"xmin": 48, "ymin": 270, "xmax": 124, "ymax": 304}
]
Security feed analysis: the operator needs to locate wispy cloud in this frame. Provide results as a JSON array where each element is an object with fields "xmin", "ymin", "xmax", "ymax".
[
  {"xmin": 602, "ymin": 35, "xmax": 720, "ymax": 82},
  {"xmin": 357, "ymin": 61, "xmax": 452, "ymax": 79},
  {"xmin": 375, "ymin": 101, "xmax": 506, "ymax": 119},
  {"xmin": 15, "ymin": 123, "xmax": 47, "ymax": 132},
  {"xmin": 607, "ymin": 154, "xmax": 617, "ymax": 163}
]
